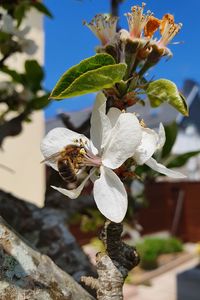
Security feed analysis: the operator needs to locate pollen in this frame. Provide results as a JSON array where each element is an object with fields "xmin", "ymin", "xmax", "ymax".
[
  {"xmin": 79, "ymin": 148, "xmax": 86, "ymax": 155},
  {"xmin": 160, "ymin": 14, "xmax": 174, "ymax": 35},
  {"xmin": 140, "ymin": 119, "xmax": 146, "ymax": 128},
  {"xmin": 144, "ymin": 16, "xmax": 161, "ymax": 38},
  {"xmin": 158, "ymin": 13, "xmax": 182, "ymax": 48},
  {"xmin": 73, "ymin": 138, "xmax": 79, "ymax": 144}
]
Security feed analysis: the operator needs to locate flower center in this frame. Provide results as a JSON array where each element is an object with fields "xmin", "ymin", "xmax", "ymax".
[
  {"xmin": 72, "ymin": 138, "xmax": 102, "ymax": 168},
  {"xmin": 80, "ymin": 148, "xmax": 102, "ymax": 167}
]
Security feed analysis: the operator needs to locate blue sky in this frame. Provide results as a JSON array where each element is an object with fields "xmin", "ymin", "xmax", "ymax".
[{"xmin": 44, "ymin": 0, "xmax": 200, "ymax": 118}]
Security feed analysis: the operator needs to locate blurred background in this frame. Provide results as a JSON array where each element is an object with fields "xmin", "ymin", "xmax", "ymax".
[{"xmin": 0, "ymin": 1, "xmax": 200, "ymax": 300}]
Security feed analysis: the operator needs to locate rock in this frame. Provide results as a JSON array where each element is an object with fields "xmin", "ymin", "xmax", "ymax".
[
  {"xmin": 0, "ymin": 216, "xmax": 95, "ymax": 300},
  {"xmin": 0, "ymin": 189, "xmax": 96, "ymax": 283}
]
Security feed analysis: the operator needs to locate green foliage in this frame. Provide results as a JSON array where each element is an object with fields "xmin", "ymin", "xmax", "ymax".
[
  {"xmin": 135, "ymin": 121, "xmax": 200, "ymax": 180},
  {"xmin": 80, "ymin": 209, "xmax": 105, "ymax": 233},
  {"xmin": 50, "ymin": 54, "xmax": 127, "ymax": 99},
  {"xmin": 50, "ymin": 54, "xmax": 115, "ymax": 98},
  {"xmin": 2, "ymin": 60, "xmax": 44, "ymax": 93},
  {"xmin": 90, "ymin": 237, "xmax": 105, "ymax": 252},
  {"xmin": 161, "ymin": 122, "xmax": 178, "ymax": 158},
  {"xmin": 146, "ymin": 79, "xmax": 189, "ymax": 116},
  {"xmin": 14, "ymin": 3, "xmax": 28, "ymax": 26},
  {"xmin": 166, "ymin": 151, "xmax": 200, "ymax": 168},
  {"xmin": 24, "ymin": 60, "xmax": 44, "ymax": 92},
  {"xmin": 31, "ymin": 2, "xmax": 53, "ymax": 18},
  {"xmin": 28, "ymin": 94, "xmax": 50, "ymax": 110},
  {"xmin": 161, "ymin": 123, "xmax": 200, "ymax": 170},
  {"xmin": 1, "ymin": 66, "xmax": 23, "ymax": 84},
  {"xmin": 136, "ymin": 237, "xmax": 183, "ymax": 270},
  {"xmin": 1, "ymin": 58, "xmax": 49, "ymax": 137},
  {"xmin": 0, "ymin": 1, "xmax": 51, "ymax": 144},
  {"xmin": 2, "ymin": 0, "xmax": 52, "ymax": 26}
]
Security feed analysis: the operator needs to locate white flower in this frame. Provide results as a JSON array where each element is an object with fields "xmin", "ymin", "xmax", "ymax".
[
  {"xmin": 133, "ymin": 123, "xmax": 186, "ymax": 178},
  {"xmin": 18, "ymin": 38, "xmax": 37, "ymax": 55},
  {"xmin": 106, "ymin": 108, "xmax": 185, "ymax": 178},
  {"xmin": 157, "ymin": 14, "xmax": 182, "ymax": 50},
  {"xmin": 125, "ymin": 3, "xmax": 152, "ymax": 39},
  {"xmin": 84, "ymin": 14, "xmax": 118, "ymax": 46},
  {"xmin": 123, "ymin": 4, "xmax": 182, "ymax": 57},
  {"xmin": 0, "ymin": 11, "xmax": 37, "ymax": 55},
  {"xmin": 41, "ymin": 93, "xmax": 142, "ymax": 223}
]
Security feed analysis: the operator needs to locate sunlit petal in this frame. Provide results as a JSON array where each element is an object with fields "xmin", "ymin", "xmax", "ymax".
[
  {"xmin": 93, "ymin": 166, "xmax": 127, "ymax": 223},
  {"xmin": 107, "ymin": 107, "xmax": 122, "ymax": 127},
  {"xmin": 134, "ymin": 128, "xmax": 158, "ymax": 165},
  {"xmin": 41, "ymin": 127, "xmax": 88, "ymax": 170},
  {"xmin": 90, "ymin": 92, "xmax": 111, "ymax": 152},
  {"xmin": 102, "ymin": 113, "xmax": 142, "ymax": 169},
  {"xmin": 145, "ymin": 157, "xmax": 186, "ymax": 178},
  {"xmin": 51, "ymin": 170, "xmax": 94, "ymax": 199},
  {"xmin": 157, "ymin": 123, "xmax": 166, "ymax": 149}
]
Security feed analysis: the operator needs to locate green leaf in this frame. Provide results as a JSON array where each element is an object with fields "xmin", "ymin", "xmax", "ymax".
[
  {"xmin": 54, "ymin": 64, "xmax": 126, "ymax": 99},
  {"xmin": 1, "ymin": 66, "xmax": 23, "ymax": 83},
  {"xmin": 24, "ymin": 60, "xmax": 44, "ymax": 92},
  {"xmin": 50, "ymin": 54, "xmax": 124, "ymax": 99},
  {"xmin": 25, "ymin": 60, "xmax": 44, "ymax": 82},
  {"xmin": 29, "ymin": 94, "xmax": 50, "ymax": 110},
  {"xmin": 14, "ymin": 3, "xmax": 27, "ymax": 26},
  {"xmin": 166, "ymin": 151, "xmax": 200, "ymax": 168},
  {"xmin": 31, "ymin": 2, "xmax": 53, "ymax": 18},
  {"xmin": 161, "ymin": 122, "xmax": 178, "ymax": 158},
  {"xmin": 146, "ymin": 79, "xmax": 189, "ymax": 116}
]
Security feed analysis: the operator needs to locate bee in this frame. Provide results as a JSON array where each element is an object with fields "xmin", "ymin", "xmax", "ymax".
[{"xmin": 41, "ymin": 145, "xmax": 84, "ymax": 187}]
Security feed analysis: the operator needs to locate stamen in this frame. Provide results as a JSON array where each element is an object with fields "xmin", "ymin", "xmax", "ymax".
[
  {"xmin": 79, "ymin": 148, "xmax": 86, "ymax": 155},
  {"xmin": 125, "ymin": 2, "xmax": 153, "ymax": 39},
  {"xmin": 158, "ymin": 14, "xmax": 182, "ymax": 47},
  {"xmin": 77, "ymin": 142, "xmax": 102, "ymax": 167},
  {"xmin": 83, "ymin": 14, "xmax": 118, "ymax": 45}
]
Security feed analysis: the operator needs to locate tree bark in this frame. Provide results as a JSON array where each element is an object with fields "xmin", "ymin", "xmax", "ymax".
[{"xmin": 82, "ymin": 220, "xmax": 140, "ymax": 299}]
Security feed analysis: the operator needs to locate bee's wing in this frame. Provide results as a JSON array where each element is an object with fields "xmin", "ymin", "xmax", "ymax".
[{"xmin": 40, "ymin": 152, "xmax": 61, "ymax": 164}]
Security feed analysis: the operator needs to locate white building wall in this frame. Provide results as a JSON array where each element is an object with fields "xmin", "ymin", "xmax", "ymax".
[{"xmin": 0, "ymin": 9, "xmax": 45, "ymax": 206}]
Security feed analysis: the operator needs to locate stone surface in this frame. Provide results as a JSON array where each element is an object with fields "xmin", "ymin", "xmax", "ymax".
[
  {"xmin": 0, "ymin": 217, "xmax": 95, "ymax": 300},
  {"xmin": 0, "ymin": 189, "xmax": 96, "ymax": 284}
]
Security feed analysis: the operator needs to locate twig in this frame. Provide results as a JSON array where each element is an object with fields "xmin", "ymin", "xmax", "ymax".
[
  {"xmin": 0, "ymin": 108, "xmax": 31, "ymax": 147},
  {"xmin": 58, "ymin": 112, "xmax": 91, "ymax": 136},
  {"xmin": 111, "ymin": 0, "xmax": 124, "ymax": 17},
  {"xmin": 81, "ymin": 220, "xmax": 140, "ymax": 299}
]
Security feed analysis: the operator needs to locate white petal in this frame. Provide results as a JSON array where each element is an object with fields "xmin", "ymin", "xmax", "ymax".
[
  {"xmin": 93, "ymin": 166, "xmax": 127, "ymax": 223},
  {"xmin": 157, "ymin": 123, "xmax": 166, "ymax": 149},
  {"xmin": 51, "ymin": 170, "xmax": 94, "ymax": 199},
  {"xmin": 2, "ymin": 14, "xmax": 15, "ymax": 34},
  {"xmin": 119, "ymin": 29, "xmax": 131, "ymax": 42},
  {"xmin": 15, "ymin": 26, "xmax": 30, "ymax": 38},
  {"xmin": 89, "ymin": 168, "xmax": 100, "ymax": 183},
  {"xmin": 145, "ymin": 157, "xmax": 186, "ymax": 178},
  {"xmin": 90, "ymin": 92, "xmax": 111, "ymax": 152},
  {"xmin": 41, "ymin": 127, "xmax": 88, "ymax": 170},
  {"xmin": 134, "ymin": 128, "xmax": 158, "ymax": 165},
  {"xmin": 21, "ymin": 39, "xmax": 38, "ymax": 55},
  {"xmin": 107, "ymin": 107, "xmax": 122, "ymax": 127},
  {"xmin": 102, "ymin": 113, "xmax": 142, "ymax": 169}
]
